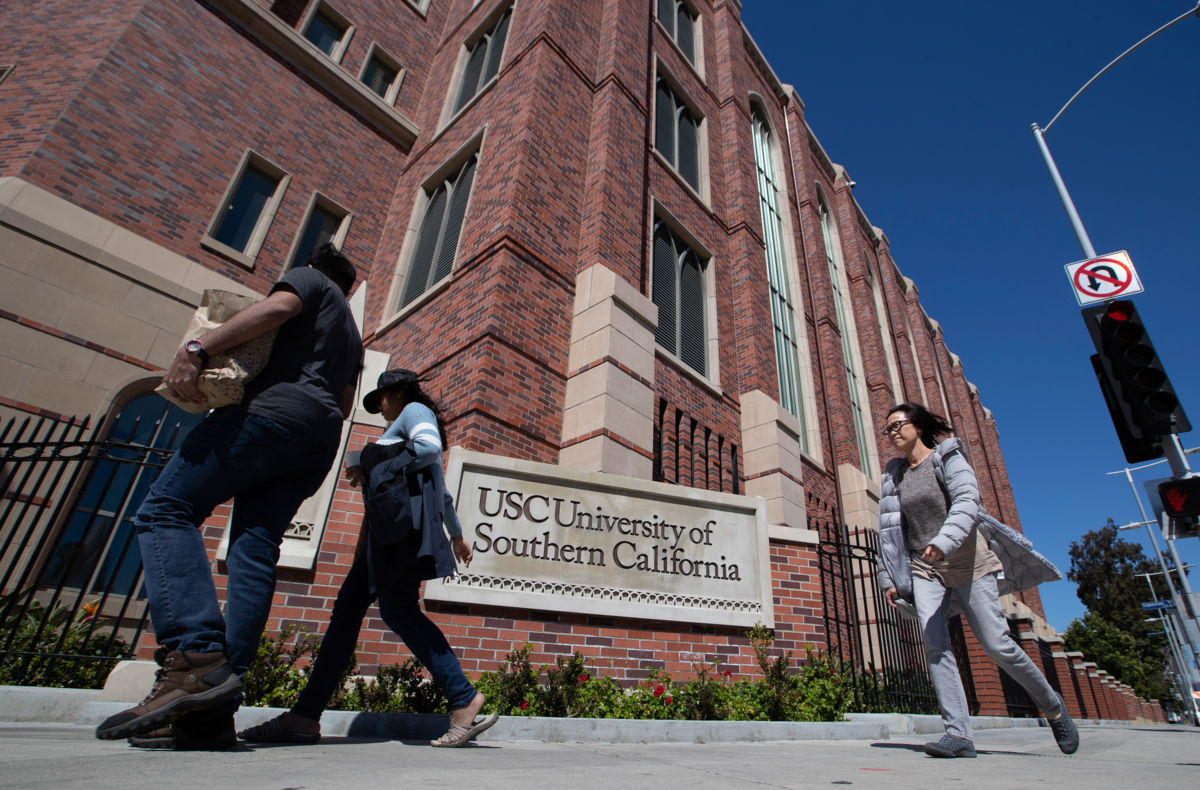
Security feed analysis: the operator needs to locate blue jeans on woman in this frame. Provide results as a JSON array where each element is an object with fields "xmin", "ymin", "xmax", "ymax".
[
  {"xmin": 135, "ymin": 407, "xmax": 335, "ymax": 676},
  {"xmin": 292, "ymin": 531, "xmax": 476, "ymax": 718}
]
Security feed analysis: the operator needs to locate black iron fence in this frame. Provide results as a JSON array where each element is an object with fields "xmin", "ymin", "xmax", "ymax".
[
  {"xmin": 816, "ymin": 515, "xmax": 939, "ymax": 714},
  {"xmin": 0, "ymin": 401, "xmax": 200, "ymax": 687}
]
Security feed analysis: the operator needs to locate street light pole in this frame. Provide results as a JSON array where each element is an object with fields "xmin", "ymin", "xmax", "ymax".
[{"xmin": 1032, "ymin": 3, "xmax": 1200, "ymax": 481}]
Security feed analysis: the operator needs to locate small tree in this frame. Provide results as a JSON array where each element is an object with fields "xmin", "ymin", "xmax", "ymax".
[{"xmin": 1065, "ymin": 520, "xmax": 1169, "ymax": 699}]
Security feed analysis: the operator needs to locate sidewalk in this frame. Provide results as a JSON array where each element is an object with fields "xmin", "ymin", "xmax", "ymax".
[
  {"xmin": 0, "ymin": 684, "xmax": 1075, "ymax": 742},
  {"xmin": 2, "ymin": 686, "xmax": 1194, "ymax": 790}
]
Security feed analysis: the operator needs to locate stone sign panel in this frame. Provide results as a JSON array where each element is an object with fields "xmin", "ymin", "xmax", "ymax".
[{"xmin": 425, "ymin": 448, "xmax": 774, "ymax": 628}]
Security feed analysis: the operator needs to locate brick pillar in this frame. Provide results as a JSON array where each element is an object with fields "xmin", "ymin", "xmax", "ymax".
[
  {"xmin": 961, "ymin": 620, "xmax": 1007, "ymax": 715},
  {"xmin": 560, "ymin": 263, "xmax": 656, "ymax": 477},
  {"xmin": 1049, "ymin": 640, "xmax": 1083, "ymax": 718},
  {"xmin": 1067, "ymin": 653, "xmax": 1093, "ymax": 718},
  {"xmin": 1120, "ymin": 686, "xmax": 1137, "ymax": 721},
  {"xmin": 1012, "ymin": 616, "xmax": 1054, "ymax": 716},
  {"xmin": 1085, "ymin": 664, "xmax": 1110, "ymax": 719}
]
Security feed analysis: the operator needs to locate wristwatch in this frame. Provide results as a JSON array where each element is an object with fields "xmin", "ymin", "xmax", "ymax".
[{"xmin": 184, "ymin": 339, "xmax": 210, "ymax": 366}]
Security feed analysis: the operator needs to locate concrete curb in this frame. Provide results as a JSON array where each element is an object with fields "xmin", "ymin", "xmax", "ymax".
[{"xmin": 0, "ymin": 686, "xmax": 1147, "ymax": 743}]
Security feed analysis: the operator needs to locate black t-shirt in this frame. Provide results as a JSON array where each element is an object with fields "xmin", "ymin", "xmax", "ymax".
[{"xmin": 244, "ymin": 267, "xmax": 363, "ymax": 448}]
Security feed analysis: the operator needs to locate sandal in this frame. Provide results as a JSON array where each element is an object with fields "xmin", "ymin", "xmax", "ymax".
[
  {"xmin": 430, "ymin": 710, "xmax": 499, "ymax": 748},
  {"xmin": 237, "ymin": 713, "xmax": 321, "ymax": 744}
]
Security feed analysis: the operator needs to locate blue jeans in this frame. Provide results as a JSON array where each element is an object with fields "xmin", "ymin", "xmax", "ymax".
[
  {"xmin": 913, "ymin": 572, "xmax": 1063, "ymax": 741},
  {"xmin": 135, "ymin": 408, "xmax": 335, "ymax": 675},
  {"xmin": 292, "ymin": 531, "xmax": 475, "ymax": 718}
]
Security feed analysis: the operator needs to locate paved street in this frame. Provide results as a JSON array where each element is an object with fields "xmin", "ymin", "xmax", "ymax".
[{"xmin": 1, "ymin": 722, "xmax": 1195, "ymax": 790}]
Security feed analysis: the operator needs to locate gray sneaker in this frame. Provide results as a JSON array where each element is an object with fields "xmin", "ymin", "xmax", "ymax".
[
  {"xmin": 1048, "ymin": 707, "xmax": 1079, "ymax": 754},
  {"xmin": 923, "ymin": 733, "xmax": 977, "ymax": 758}
]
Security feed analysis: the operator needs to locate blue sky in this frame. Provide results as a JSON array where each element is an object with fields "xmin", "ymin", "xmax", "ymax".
[{"xmin": 739, "ymin": 0, "xmax": 1200, "ymax": 632}]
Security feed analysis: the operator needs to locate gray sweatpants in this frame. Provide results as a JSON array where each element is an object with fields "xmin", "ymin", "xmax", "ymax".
[{"xmin": 913, "ymin": 572, "xmax": 1062, "ymax": 741}]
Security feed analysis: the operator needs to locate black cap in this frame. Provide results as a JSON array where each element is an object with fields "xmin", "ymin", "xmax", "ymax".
[{"xmin": 362, "ymin": 368, "xmax": 420, "ymax": 414}]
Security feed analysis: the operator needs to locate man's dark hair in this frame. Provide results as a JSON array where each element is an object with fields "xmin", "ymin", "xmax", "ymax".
[
  {"xmin": 887, "ymin": 402, "xmax": 954, "ymax": 449},
  {"xmin": 306, "ymin": 243, "xmax": 356, "ymax": 295}
]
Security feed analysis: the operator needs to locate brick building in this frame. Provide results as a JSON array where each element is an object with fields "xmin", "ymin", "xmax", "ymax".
[{"xmin": 0, "ymin": 0, "xmax": 1159, "ymax": 720}]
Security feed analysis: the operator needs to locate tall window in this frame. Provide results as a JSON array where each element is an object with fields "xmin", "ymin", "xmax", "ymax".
[
  {"xmin": 452, "ymin": 9, "xmax": 511, "ymax": 114},
  {"xmin": 399, "ymin": 154, "xmax": 478, "ymax": 308},
  {"xmin": 654, "ymin": 77, "xmax": 701, "ymax": 193},
  {"xmin": 819, "ymin": 192, "xmax": 872, "ymax": 474},
  {"xmin": 866, "ymin": 255, "xmax": 903, "ymax": 400},
  {"xmin": 905, "ymin": 314, "xmax": 929, "ymax": 407},
  {"xmin": 652, "ymin": 219, "xmax": 707, "ymax": 376},
  {"xmin": 751, "ymin": 109, "xmax": 807, "ymax": 451},
  {"xmin": 657, "ymin": 0, "xmax": 698, "ymax": 66}
]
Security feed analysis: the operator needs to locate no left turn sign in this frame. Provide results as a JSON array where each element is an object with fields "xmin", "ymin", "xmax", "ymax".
[{"xmin": 1065, "ymin": 251, "xmax": 1143, "ymax": 306}]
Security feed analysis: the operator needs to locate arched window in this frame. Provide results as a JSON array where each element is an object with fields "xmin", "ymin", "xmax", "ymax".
[
  {"xmin": 40, "ymin": 393, "xmax": 204, "ymax": 599},
  {"xmin": 652, "ymin": 218, "xmax": 707, "ymax": 376},
  {"xmin": 751, "ymin": 107, "xmax": 808, "ymax": 451},
  {"xmin": 818, "ymin": 190, "xmax": 874, "ymax": 475}
]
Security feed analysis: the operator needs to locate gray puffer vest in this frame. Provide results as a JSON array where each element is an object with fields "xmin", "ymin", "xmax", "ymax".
[{"xmin": 876, "ymin": 438, "xmax": 1061, "ymax": 610}]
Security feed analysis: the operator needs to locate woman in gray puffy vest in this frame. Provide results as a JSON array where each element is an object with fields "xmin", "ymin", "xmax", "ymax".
[{"xmin": 876, "ymin": 402, "xmax": 1079, "ymax": 758}]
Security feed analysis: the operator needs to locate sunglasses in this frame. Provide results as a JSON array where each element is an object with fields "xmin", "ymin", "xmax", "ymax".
[{"xmin": 880, "ymin": 419, "xmax": 910, "ymax": 436}]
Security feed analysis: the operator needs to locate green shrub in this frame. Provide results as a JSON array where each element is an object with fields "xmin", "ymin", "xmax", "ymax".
[
  {"xmin": 475, "ymin": 643, "xmax": 539, "ymax": 715},
  {"xmin": 0, "ymin": 589, "xmax": 128, "ymax": 689},
  {"xmin": 336, "ymin": 658, "xmax": 447, "ymax": 714},
  {"xmin": 234, "ymin": 625, "xmax": 854, "ymax": 722},
  {"xmin": 241, "ymin": 623, "xmax": 326, "ymax": 708}
]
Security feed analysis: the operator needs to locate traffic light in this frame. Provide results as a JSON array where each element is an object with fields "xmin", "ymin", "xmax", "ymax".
[
  {"xmin": 1082, "ymin": 299, "xmax": 1190, "ymax": 463},
  {"xmin": 1157, "ymin": 477, "xmax": 1200, "ymax": 540}
]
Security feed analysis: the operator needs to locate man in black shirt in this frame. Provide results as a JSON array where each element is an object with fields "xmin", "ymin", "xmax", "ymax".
[{"xmin": 96, "ymin": 244, "xmax": 363, "ymax": 745}]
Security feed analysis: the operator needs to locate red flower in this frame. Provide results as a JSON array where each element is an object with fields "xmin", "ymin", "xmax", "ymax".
[
  {"xmin": 519, "ymin": 700, "xmax": 529, "ymax": 710},
  {"xmin": 664, "ymin": 696, "xmax": 673, "ymax": 704},
  {"xmin": 723, "ymin": 669, "xmax": 732, "ymax": 677},
  {"xmin": 653, "ymin": 685, "xmax": 665, "ymax": 697},
  {"xmin": 579, "ymin": 674, "xmax": 589, "ymax": 683}
]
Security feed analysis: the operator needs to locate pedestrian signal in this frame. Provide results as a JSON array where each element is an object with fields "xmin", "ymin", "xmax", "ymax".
[{"xmin": 1158, "ymin": 477, "xmax": 1200, "ymax": 519}]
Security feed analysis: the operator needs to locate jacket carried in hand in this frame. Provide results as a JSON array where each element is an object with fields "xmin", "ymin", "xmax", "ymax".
[
  {"xmin": 358, "ymin": 439, "xmax": 457, "ymax": 581},
  {"xmin": 876, "ymin": 437, "xmax": 1061, "ymax": 611}
]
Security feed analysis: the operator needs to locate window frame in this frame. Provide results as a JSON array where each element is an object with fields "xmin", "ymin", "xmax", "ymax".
[
  {"xmin": 299, "ymin": 1, "xmax": 355, "ymax": 63},
  {"xmin": 443, "ymin": 4, "xmax": 513, "ymax": 126},
  {"xmin": 816, "ymin": 185, "xmax": 878, "ymax": 477},
  {"xmin": 652, "ymin": 65, "xmax": 708, "ymax": 203},
  {"xmin": 655, "ymin": 0, "xmax": 704, "ymax": 78},
  {"xmin": 284, "ymin": 192, "xmax": 353, "ymax": 271},
  {"xmin": 380, "ymin": 132, "xmax": 486, "ymax": 330},
  {"xmin": 649, "ymin": 207, "xmax": 719, "ymax": 388},
  {"xmin": 357, "ymin": 43, "xmax": 405, "ymax": 105},
  {"xmin": 750, "ymin": 103, "xmax": 815, "ymax": 456},
  {"xmin": 200, "ymin": 150, "xmax": 290, "ymax": 269}
]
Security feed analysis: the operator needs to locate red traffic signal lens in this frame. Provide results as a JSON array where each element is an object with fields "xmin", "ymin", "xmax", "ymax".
[{"xmin": 1105, "ymin": 301, "xmax": 1134, "ymax": 322}]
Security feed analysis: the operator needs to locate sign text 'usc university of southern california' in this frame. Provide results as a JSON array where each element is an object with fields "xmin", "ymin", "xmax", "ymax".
[{"xmin": 425, "ymin": 449, "xmax": 774, "ymax": 628}]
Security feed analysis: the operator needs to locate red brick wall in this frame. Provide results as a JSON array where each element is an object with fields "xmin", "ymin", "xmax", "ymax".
[{"xmin": 12, "ymin": 0, "xmax": 1121, "ymax": 704}]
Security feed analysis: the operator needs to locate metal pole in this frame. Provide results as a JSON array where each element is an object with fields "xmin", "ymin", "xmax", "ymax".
[
  {"xmin": 1122, "ymin": 470, "xmax": 1200, "ymax": 673},
  {"xmin": 1035, "ymin": 6, "xmax": 1199, "ymax": 480},
  {"xmin": 1030, "ymin": 123, "xmax": 1097, "ymax": 259}
]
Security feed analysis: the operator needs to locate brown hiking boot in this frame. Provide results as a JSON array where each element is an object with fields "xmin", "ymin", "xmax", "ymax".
[
  {"xmin": 95, "ymin": 650, "xmax": 241, "ymax": 740},
  {"xmin": 127, "ymin": 709, "xmax": 237, "ymax": 750}
]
